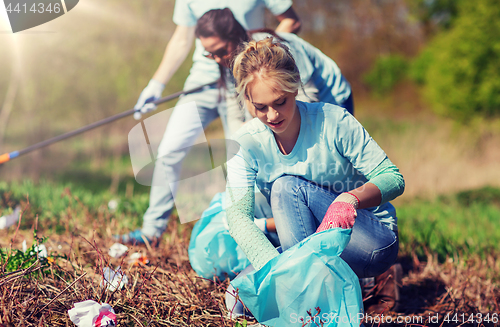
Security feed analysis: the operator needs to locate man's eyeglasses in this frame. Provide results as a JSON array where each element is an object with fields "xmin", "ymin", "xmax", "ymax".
[{"xmin": 203, "ymin": 42, "xmax": 230, "ymax": 59}]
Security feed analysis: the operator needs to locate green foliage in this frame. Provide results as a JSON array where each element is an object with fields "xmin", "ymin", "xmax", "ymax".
[
  {"xmin": 413, "ymin": 0, "xmax": 500, "ymax": 120},
  {"xmin": 234, "ymin": 321, "xmax": 247, "ymax": 327},
  {"xmin": 398, "ymin": 186, "xmax": 500, "ymax": 261},
  {"xmin": 409, "ymin": 0, "xmax": 464, "ymax": 30},
  {"xmin": 0, "ymin": 232, "xmax": 47, "ymax": 274},
  {"xmin": 1, "ymin": 246, "xmax": 38, "ymax": 273},
  {"xmin": 408, "ymin": 48, "xmax": 433, "ymax": 85},
  {"xmin": 363, "ymin": 55, "xmax": 409, "ymax": 95}
]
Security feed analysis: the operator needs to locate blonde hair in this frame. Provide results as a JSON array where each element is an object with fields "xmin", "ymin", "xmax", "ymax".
[{"xmin": 232, "ymin": 38, "xmax": 301, "ymax": 106}]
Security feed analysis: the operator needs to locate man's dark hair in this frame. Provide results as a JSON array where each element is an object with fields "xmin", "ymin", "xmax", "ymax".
[
  {"xmin": 195, "ymin": 8, "xmax": 284, "ymax": 90},
  {"xmin": 195, "ymin": 8, "xmax": 250, "ymax": 45}
]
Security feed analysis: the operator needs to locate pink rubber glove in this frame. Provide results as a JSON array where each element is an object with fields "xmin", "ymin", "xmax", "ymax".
[{"xmin": 316, "ymin": 192, "xmax": 359, "ymax": 232}]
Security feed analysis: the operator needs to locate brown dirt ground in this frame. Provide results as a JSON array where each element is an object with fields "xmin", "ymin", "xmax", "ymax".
[{"xmin": 1, "ymin": 217, "xmax": 499, "ymax": 327}]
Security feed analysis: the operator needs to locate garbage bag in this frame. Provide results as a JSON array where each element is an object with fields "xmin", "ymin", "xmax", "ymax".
[
  {"xmin": 188, "ymin": 192, "xmax": 250, "ymax": 280},
  {"xmin": 230, "ymin": 228, "xmax": 363, "ymax": 327}
]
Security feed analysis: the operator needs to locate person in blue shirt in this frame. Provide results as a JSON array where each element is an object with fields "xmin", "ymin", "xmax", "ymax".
[
  {"xmin": 195, "ymin": 8, "xmax": 354, "ymax": 137},
  {"xmin": 194, "ymin": 8, "xmax": 354, "ymax": 236},
  {"xmin": 224, "ymin": 37, "xmax": 405, "ymax": 313},
  {"xmin": 119, "ymin": 0, "xmax": 301, "ymax": 244}
]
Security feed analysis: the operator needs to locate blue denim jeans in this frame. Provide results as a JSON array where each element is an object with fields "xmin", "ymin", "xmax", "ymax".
[{"xmin": 271, "ymin": 175, "xmax": 398, "ymax": 278}]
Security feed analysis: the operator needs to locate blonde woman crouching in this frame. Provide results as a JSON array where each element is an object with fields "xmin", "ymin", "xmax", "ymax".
[{"xmin": 225, "ymin": 37, "xmax": 405, "ymax": 313}]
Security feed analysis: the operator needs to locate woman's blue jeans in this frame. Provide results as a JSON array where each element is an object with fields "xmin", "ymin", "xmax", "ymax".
[
  {"xmin": 225, "ymin": 175, "xmax": 398, "ymax": 316},
  {"xmin": 271, "ymin": 175, "xmax": 398, "ymax": 278}
]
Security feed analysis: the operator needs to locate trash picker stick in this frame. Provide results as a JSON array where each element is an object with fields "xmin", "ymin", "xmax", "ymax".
[{"xmin": 0, "ymin": 81, "xmax": 217, "ymax": 165}]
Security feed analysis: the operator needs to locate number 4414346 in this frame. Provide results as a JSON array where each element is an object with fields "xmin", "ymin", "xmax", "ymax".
[
  {"xmin": 6, "ymin": 2, "xmax": 62, "ymax": 14},
  {"xmin": 444, "ymin": 312, "xmax": 498, "ymax": 324}
]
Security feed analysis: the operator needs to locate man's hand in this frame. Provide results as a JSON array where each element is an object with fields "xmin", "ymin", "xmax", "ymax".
[
  {"xmin": 133, "ymin": 25, "xmax": 195, "ymax": 120},
  {"xmin": 275, "ymin": 7, "xmax": 301, "ymax": 34},
  {"xmin": 133, "ymin": 79, "xmax": 165, "ymax": 120}
]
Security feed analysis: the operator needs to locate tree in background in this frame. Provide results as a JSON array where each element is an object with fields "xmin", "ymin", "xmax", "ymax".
[
  {"xmin": 415, "ymin": 0, "xmax": 500, "ymax": 120},
  {"xmin": 409, "ymin": 0, "xmax": 464, "ymax": 34},
  {"xmin": 286, "ymin": 0, "xmax": 423, "ymax": 93},
  {"xmin": 363, "ymin": 54, "xmax": 408, "ymax": 96}
]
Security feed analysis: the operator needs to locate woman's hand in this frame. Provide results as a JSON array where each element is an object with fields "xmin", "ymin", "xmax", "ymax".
[{"xmin": 316, "ymin": 192, "xmax": 359, "ymax": 231}]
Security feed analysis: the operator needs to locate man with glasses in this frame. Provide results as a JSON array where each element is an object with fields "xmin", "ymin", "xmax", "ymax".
[{"xmin": 119, "ymin": 0, "xmax": 301, "ymax": 245}]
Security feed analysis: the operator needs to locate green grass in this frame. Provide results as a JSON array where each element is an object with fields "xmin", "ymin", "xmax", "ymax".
[
  {"xmin": 2, "ymin": 167, "xmax": 500, "ymax": 263},
  {"xmin": 53, "ymin": 154, "xmax": 150, "ymax": 195},
  {"xmin": 0, "ymin": 177, "xmax": 150, "ymax": 236},
  {"xmin": 397, "ymin": 186, "xmax": 500, "ymax": 261},
  {"xmin": 1, "ymin": 232, "xmax": 43, "ymax": 273}
]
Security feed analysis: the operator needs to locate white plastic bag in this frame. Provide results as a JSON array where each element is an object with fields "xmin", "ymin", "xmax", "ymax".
[
  {"xmin": 108, "ymin": 243, "xmax": 128, "ymax": 258},
  {"xmin": 68, "ymin": 300, "xmax": 116, "ymax": 326},
  {"xmin": 22, "ymin": 240, "xmax": 48, "ymax": 258},
  {"xmin": 0, "ymin": 206, "xmax": 20, "ymax": 229},
  {"xmin": 101, "ymin": 267, "xmax": 128, "ymax": 292}
]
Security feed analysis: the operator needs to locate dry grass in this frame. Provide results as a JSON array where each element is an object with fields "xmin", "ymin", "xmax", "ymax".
[
  {"xmin": 1, "ymin": 215, "xmax": 499, "ymax": 326},
  {"xmin": 0, "ymin": 218, "xmax": 248, "ymax": 327},
  {"xmin": 363, "ymin": 253, "xmax": 500, "ymax": 327}
]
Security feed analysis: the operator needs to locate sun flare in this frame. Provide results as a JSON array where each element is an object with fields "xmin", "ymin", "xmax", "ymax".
[{"xmin": 0, "ymin": 4, "xmax": 11, "ymax": 31}]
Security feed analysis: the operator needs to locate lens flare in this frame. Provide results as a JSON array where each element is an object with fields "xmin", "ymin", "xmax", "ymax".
[{"xmin": 1, "ymin": 4, "xmax": 11, "ymax": 31}]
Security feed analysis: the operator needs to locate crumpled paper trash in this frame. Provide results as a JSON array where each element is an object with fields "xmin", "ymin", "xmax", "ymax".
[
  {"xmin": 68, "ymin": 300, "xmax": 116, "ymax": 326},
  {"xmin": 127, "ymin": 252, "xmax": 149, "ymax": 266},
  {"xmin": 101, "ymin": 267, "xmax": 128, "ymax": 291},
  {"xmin": 0, "ymin": 206, "xmax": 20, "ymax": 229},
  {"xmin": 22, "ymin": 240, "xmax": 48, "ymax": 258},
  {"xmin": 108, "ymin": 243, "xmax": 128, "ymax": 258},
  {"xmin": 108, "ymin": 199, "xmax": 119, "ymax": 212}
]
